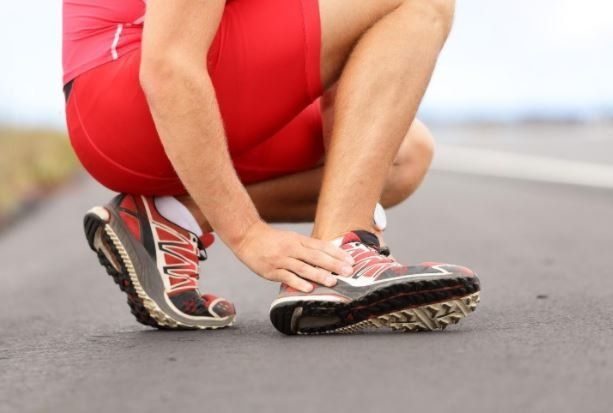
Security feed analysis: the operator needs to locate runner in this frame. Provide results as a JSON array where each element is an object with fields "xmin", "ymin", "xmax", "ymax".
[{"xmin": 63, "ymin": 0, "xmax": 480, "ymax": 334}]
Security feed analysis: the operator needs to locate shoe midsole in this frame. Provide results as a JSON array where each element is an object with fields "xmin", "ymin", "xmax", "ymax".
[
  {"xmin": 270, "ymin": 294, "xmax": 349, "ymax": 310},
  {"xmin": 270, "ymin": 275, "xmax": 478, "ymax": 311}
]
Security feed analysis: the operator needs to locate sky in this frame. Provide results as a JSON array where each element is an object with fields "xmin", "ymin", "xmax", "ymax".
[{"xmin": 0, "ymin": 0, "xmax": 612, "ymax": 128}]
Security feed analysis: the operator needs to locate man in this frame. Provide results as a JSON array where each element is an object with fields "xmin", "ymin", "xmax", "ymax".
[{"xmin": 64, "ymin": 0, "xmax": 480, "ymax": 335}]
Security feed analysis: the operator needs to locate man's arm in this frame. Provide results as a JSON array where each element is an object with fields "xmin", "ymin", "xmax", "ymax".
[
  {"xmin": 140, "ymin": 0, "xmax": 353, "ymax": 291},
  {"xmin": 140, "ymin": 0, "xmax": 257, "ymax": 246}
]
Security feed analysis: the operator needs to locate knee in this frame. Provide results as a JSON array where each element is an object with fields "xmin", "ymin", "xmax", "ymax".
[
  {"xmin": 407, "ymin": 0, "xmax": 455, "ymax": 37},
  {"xmin": 383, "ymin": 121, "xmax": 435, "ymax": 207},
  {"xmin": 394, "ymin": 120, "xmax": 435, "ymax": 169}
]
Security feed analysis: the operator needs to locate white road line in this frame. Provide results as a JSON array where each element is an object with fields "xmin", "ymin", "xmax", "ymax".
[{"xmin": 432, "ymin": 144, "xmax": 613, "ymax": 190}]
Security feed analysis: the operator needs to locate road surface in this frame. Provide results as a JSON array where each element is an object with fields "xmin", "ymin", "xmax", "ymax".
[{"xmin": 1, "ymin": 125, "xmax": 612, "ymax": 413}]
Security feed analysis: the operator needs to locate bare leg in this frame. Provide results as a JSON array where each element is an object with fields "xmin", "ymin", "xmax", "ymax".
[
  {"xmin": 178, "ymin": 118, "xmax": 434, "ymax": 232},
  {"xmin": 313, "ymin": 0, "xmax": 454, "ymax": 239},
  {"xmin": 180, "ymin": 0, "xmax": 448, "ymax": 237}
]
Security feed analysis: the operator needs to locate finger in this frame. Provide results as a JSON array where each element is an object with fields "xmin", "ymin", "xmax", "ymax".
[
  {"xmin": 282, "ymin": 257, "xmax": 338, "ymax": 287},
  {"xmin": 274, "ymin": 270, "xmax": 314, "ymax": 293},
  {"xmin": 301, "ymin": 237, "xmax": 354, "ymax": 265},
  {"xmin": 294, "ymin": 247, "xmax": 352, "ymax": 278}
]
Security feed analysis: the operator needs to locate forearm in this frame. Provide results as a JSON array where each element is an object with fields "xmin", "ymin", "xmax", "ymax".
[
  {"xmin": 141, "ymin": 65, "xmax": 260, "ymax": 247},
  {"xmin": 135, "ymin": 0, "xmax": 350, "ymax": 290}
]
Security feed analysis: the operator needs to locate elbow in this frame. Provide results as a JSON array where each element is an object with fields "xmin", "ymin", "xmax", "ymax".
[
  {"xmin": 139, "ymin": 52, "xmax": 204, "ymax": 102},
  {"xmin": 139, "ymin": 54, "xmax": 175, "ymax": 100}
]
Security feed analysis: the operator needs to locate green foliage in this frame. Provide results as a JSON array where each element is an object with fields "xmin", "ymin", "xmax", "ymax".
[{"xmin": 0, "ymin": 128, "xmax": 79, "ymax": 217}]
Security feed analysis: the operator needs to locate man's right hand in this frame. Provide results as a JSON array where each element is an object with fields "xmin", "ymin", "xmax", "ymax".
[{"xmin": 233, "ymin": 221, "xmax": 355, "ymax": 293}]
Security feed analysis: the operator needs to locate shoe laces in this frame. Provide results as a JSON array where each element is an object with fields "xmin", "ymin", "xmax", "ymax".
[
  {"xmin": 350, "ymin": 237, "xmax": 392, "ymax": 257},
  {"xmin": 346, "ymin": 241, "xmax": 394, "ymax": 269},
  {"xmin": 379, "ymin": 246, "xmax": 391, "ymax": 257},
  {"xmin": 197, "ymin": 239, "xmax": 208, "ymax": 263}
]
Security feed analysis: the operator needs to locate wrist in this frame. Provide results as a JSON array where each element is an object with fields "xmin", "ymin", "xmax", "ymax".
[{"xmin": 221, "ymin": 213, "xmax": 264, "ymax": 252}]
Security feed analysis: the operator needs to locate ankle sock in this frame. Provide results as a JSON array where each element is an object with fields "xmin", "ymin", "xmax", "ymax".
[
  {"xmin": 374, "ymin": 203, "xmax": 387, "ymax": 231},
  {"xmin": 154, "ymin": 196, "xmax": 203, "ymax": 237}
]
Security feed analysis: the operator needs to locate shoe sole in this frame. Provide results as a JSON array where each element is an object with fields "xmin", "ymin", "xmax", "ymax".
[
  {"xmin": 269, "ymin": 277, "xmax": 480, "ymax": 335},
  {"xmin": 84, "ymin": 206, "xmax": 235, "ymax": 330}
]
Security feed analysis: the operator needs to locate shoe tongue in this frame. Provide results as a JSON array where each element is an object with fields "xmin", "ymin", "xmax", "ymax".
[
  {"xmin": 340, "ymin": 230, "xmax": 381, "ymax": 249},
  {"xmin": 199, "ymin": 233, "xmax": 215, "ymax": 249},
  {"xmin": 196, "ymin": 233, "xmax": 215, "ymax": 261}
]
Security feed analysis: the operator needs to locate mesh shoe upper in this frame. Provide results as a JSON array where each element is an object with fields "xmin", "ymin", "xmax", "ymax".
[
  {"xmin": 276, "ymin": 229, "xmax": 476, "ymax": 301},
  {"xmin": 113, "ymin": 194, "xmax": 235, "ymax": 319}
]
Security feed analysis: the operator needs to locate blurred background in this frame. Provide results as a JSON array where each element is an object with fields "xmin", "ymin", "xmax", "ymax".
[{"xmin": 3, "ymin": 0, "xmax": 613, "ymax": 126}]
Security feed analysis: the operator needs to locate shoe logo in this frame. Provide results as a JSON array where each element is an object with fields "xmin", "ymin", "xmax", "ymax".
[
  {"xmin": 338, "ymin": 243, "xmax": 452, "ymax": 287},
  {"xmin": 152, "ymin": 222, "xmax": 199, "ymax": 293},
  {"xmin": 337, "ymin": 264, "xmax": 453, "ymax": 288}
]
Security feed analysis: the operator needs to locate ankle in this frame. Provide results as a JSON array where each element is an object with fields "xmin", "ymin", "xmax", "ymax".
[
  {"xmin": 314, "ymin": 203, "xmax": 387, "ymax": 241},
  {"xmin": 312, "ymin": 223, "xmax": 379, "ymax": 242}
]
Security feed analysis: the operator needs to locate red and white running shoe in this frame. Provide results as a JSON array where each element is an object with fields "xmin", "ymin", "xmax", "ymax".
[
  {"xmin": 84, "ymin": 194, "xmax": 235, "ymax": 330},
  {"xmin": 269, "ymin": 230, "xmax": 480, "ymax": 335}
]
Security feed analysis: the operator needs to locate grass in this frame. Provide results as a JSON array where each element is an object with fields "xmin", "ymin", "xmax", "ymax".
[{"xmin": 0, "ymin": 128, "xmax": 79, "ymax": 219}]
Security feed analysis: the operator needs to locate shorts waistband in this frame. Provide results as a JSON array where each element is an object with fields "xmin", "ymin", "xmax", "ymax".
[{"xmin": 63, "ymin": 80, "xmax": 74, "ymax": 103}]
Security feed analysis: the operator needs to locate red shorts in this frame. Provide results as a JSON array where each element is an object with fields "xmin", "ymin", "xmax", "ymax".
[{"xmin": 66, "ymin": 0, "xmax": 324, "ymax": 196}]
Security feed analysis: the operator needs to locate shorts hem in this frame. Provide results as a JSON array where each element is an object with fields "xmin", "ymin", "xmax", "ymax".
[{"xmin": 302, "ymin": 0, "xmax": 323, "ymax": 102}]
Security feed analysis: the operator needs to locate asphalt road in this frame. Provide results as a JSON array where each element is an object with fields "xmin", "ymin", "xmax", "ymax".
[{"xmin": 1, "ymin": 126, "xmax": 612, "ymax": 413}]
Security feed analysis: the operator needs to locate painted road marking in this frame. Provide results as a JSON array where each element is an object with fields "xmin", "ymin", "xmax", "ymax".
[{"xmin": 433, "ymin": 145, "xmax": 613, "ymax": 190}]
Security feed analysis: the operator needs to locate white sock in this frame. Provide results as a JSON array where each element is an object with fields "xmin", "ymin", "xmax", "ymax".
[
  {"xmin": 374, "ymin": 203, "xmax": 387, "ymax": 231},
  {"xmin": 154, "ymin": 196, "xmax": 203, "ymax": 237}
]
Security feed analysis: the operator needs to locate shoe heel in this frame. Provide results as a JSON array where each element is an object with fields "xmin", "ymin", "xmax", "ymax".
[
  {"xmin": 83, "ymin": 206, "xmax": 110, "ymax": 251},
  {"xmin": 270, "ymin": 303, "xmax": 300, "ymax": 336}
]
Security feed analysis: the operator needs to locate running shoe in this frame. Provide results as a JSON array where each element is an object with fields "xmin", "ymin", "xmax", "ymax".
[
  {"xmin": 84, "ymin": 194, "xmax": 236, "ymax": 330},
  {"xmin": 269, "ymin": 230, "xmax": 480, "ymax": 335}
]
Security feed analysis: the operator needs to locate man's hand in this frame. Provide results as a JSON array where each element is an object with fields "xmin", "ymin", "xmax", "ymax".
[
  {"xmin": 234, "ymin": 221, "xmax": 354, "ymax": 293},
  {"xmin": 141, "ymin": 1, "xmax": 352, "ymax": 292}
]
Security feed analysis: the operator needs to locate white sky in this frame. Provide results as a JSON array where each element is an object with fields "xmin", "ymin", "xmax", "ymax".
[{"xmin": 0, "ymin": 0, "xmax": 612, "ymax": 127}]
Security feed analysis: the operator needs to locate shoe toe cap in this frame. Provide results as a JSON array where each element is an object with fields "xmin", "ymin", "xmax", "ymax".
[{"xmin": 201, "ymin": 294, "xmax": 236, "ymax": 318}]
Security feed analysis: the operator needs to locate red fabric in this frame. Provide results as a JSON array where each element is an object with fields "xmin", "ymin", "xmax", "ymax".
[
  {"xmin": 119, "ymin": 211, "xmax": 141, "ymax": 241},
  {"xmin": 65, "ymin": 0, "xmax": 324, "ymax": 195},
  {"xmin": 138, "ymin": 195, "xmax": 201, "ymax": 291},
  {"xmin": 62, "ymin": 0, "xmax": 145, "ymax": 84},
  {"xmin": 199, "ymin": 233, "xmax": 216, "ymax": 249},
  {"xmin": 119, "ymin": 194, "xmax": 137, "ymax": 211}
]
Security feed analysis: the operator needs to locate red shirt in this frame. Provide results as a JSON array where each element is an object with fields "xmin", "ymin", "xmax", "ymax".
[{"xmin": 62, "ymin": 0, "xmax": 146, "ymax": 84}]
